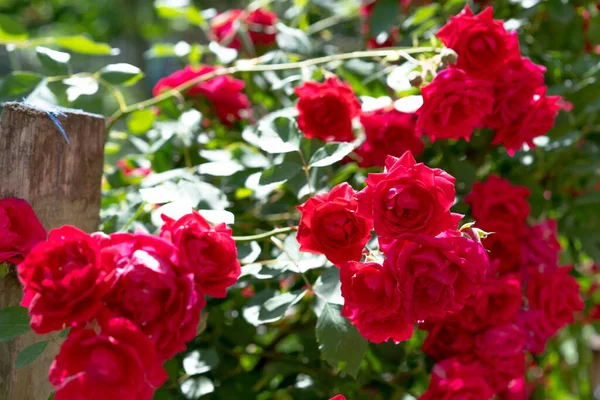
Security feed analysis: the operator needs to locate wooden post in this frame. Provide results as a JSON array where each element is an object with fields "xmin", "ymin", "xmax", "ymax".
[{"xmin": 0, "ymin": 102, "xmax": 105, "ymax": 400}]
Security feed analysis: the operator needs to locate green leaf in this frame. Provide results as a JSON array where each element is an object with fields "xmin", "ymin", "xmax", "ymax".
[
  {"xmin": 0, "ymin": 72, "xmax": 42, "ymax": 102},
  {"xmin": 316, "ymin": 303, "xmax": 368, "ymax": 379},
  {"xmin": 59, "ymin": 328, "xmax": 70, "ymax": 338},
  {"xmin": 369, "ymin": 0, "xmax": 399, "ymax": 36},
  {"xmin": 256, "ymin": 114, "xmax": 303, "ymax": 153},
  {"xmin": 183, "ymin": 348, "xmax": 220, "ymax": 375},
  {"xmin": 0, "ymin": 14, "xmax": 27, "ymax": 41},
  {"xmin": 242, "ymin": 288, "xmax": 277, "ymax": 326},
  {"xmin": 56, "ymin": 36, "xmax": 115, "ymax": 55},
  {"xmin": 126, "ymin": 110, "xmax": 156, "ymax": 135},
  {"xmin": 180, "ymin": 376, "xmax": 214, "ymax": 399},
  {"xmin": 574, "ymin": 192, "xmax": 600, "ymax": 206},
  {"xmin": 309, "ymin": 142, "xmax": 355, "ymax": 167},
  {"xmin": 36, "ymin": 47, "xmax": 70, "ymax": 76},
  {"xmin": 275, "ymin": 22, "xmax": 312, "ymax": 55},
  {"xmin": 312, "ymin": 268, "xmax": 344, "ymax": 317},
  {"xmin": 257, "ymin": 290, "xmax": 307, "ymax": 325},
  {"xmin": 0, "ymin": 306, "xmax": 30, "ymax": 342},
  {"xmin": 198, "ymin": 161, "xmax": 244, "ymax": 177},
  {"xmin": 15, "ymin": 341, "xmax": 48, "ymax": 369},
  {"xmin": 156, "ymin": 5, "xmax": 206, "ymax": 27},
  {"xmin": 275, "ymin": 233, "xmax": 328, "ymax": 273},
  {"xmin": 99, "ymin": 63, "xmax": 144, "ymax": 86},
  {"xmin": 258, "ymin": 161, "xmax": 302, "ymax": 185}
]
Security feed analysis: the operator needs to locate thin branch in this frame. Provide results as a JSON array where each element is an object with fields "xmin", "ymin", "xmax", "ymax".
[
  {"xmin": 106, "ymin": 46, "xmax": 439, "ymax": 130},
  {"xmin": 232, "ymin": 226, "xmax": 297, "ymax": 242}
]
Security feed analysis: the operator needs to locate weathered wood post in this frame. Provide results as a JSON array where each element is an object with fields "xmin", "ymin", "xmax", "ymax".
[{"xmin": 0, "ymin": 102, "xmax": 105, "ymax": 400}]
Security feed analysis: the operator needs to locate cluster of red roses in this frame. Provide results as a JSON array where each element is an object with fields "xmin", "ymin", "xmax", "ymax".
[
  {"xmin": 295, "ymin": 76, "xmax": 423, "ymax": 168},
  {"xmin": 419, "ymin": 176, "xmax": 584, "ymax": 399},
  {"xmin": 297, "ymin": 151, "xmax": 490, "ymax": 343},
  {"xmin": 14, "ymin": 210, "xmax": 240, "ymax": 400},
  {"xmin": 152, "ymin": 7, "xmax": 278, "ymax": 127},
  {"xmin": 417, "ymin": 6, "xmax": 562, "ymax": 155}
]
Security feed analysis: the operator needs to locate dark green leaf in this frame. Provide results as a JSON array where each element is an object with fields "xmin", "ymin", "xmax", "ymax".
[
  {"xmin": 0, "ymin": 72, "xmax": 42, "ymax": 102},
  {"xmin": 276, "ymin": 233, "xmax": 327, "ymax": 273},
  {"xmin": 0, "ymin": 14, "xmax": 27, "ymax": 41},
  {"xmin": 56, "ymin": 36, "xmax": 115, "ymax": 55},
  {"xmin": 316, "ymin": 303, "xmax": 368, "ymax": 379},
  {"xmin": 183, "ymin": 348, "xmax": 220, "ymax": 375},
  {"xmin": 15, "ymin": 341, "xmax": 48, "ymax": 369},
  {"xmin": 312, "ymin": 268, "xmax": 343, "ymax": 317},
  {"xmin": 127, "ymin": 109, "xmax": 156, "ymax": 135},
  {"xmin": 258, "ymin": 162, "xmax": 302, "ymax": 185},
  {"xmin": 99, "ymin": 63, "xmax": 144, "ymax": 86},
  {"xmin": 309, "ymin": 142, "xmax": 355, "ymax": 167},
  {"xmin": 36, "ymin": 47, "xmax": 70, "ymax": 76},
  {"xmin": 0, "ymin": 306, "xmax": 30, "ymax": 342},
  {"xmin": 257, "ymin": 290, "xmax": 307, "ymax": 325},
  {"xmin": 369, "ymin": 0, "xmax": 399, "ymax": 36}
]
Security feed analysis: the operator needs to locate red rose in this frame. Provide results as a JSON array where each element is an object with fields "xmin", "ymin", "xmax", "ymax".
[
  {"xmin": 493, "ymin": 88, "xmax": 561, "ymax": 155},
  {"xmin": 420, "ymin": 358, "xmax": 494, "ymax": 400},
  {"xmin": 153, "ymin": 65, "xmax": 250, "ymax": 126},
  {"xmin": 355, "ymin": 108, "xmax": 423, "ymax": 168},
  {"xmin": 18, "ymin": 226, "xmax": 113, "ymax": 334},
  {"xmin": 386, "ymin": 230, "xmax": 489, "ymax": 321},
  {"xmin": 422, "ymin": 320, "xmax": 475, "ymax": 360},
  {"xmin": 483, "ymin": 57, "xmax": 546, "ymax": 130},
  {"xmin": 340, "ymin": 261, "xmax": 413, "ymax": 344},
  {"xmin": 295, "ymin": 76, "xmax": 361, "ymax": 142},
  {"xmin": 526, "ymin": 266, "xmax": 584, "ymax": 336},
  {"xmin": 329, "ymin": 396, "xmax": 346, "ymax": 400},
  {"xmin": 116, "ymin": 159, "xmax": 152, "ymax": 178},
  {"xmin": 483, "ymin": 232, "xmax": 523, "ymax": 275},
  {"xmin": 416, "ymin": 68, "xmax": 494, "ymax": 142},
  {"xmin": 297, "ymin": 183, "xmax": 372, "ymax": 266},
  {"xmin": 97, "ymin": 232, "xmax": 204, "ymax": 361},
  {"xmin": 356, "ymin": 152, "xmax": 457, "ymax": 251},
  {"xmin": 436, "ymin": 5, "xmax": 520, "ymax": 80},
  {"xmin": 49, "ymin": 313, "xmax": 167, "ymax": 400},
  {"xmin": 210, "ymin": 9, "xmax": 278, "ymax": 50},
  {"xmin": 521, "ymin": 219, "xmax": 560, "ymax": 275},
  {"xmin": 449, "ymin": 275, "xmax": 522, "ymax": 332},
  {"xmin": 516, "ymin": 309, "xmax": 551, "ymax": 354},
  {"xmin": 474, "ymin": 323, "xmax": 527, "ymax": 392},
  {"xmin": 0, "ymin": 197, "xmax": 46, "ymax": 264},
  {"xmin": 466, "ymin": 175, "xmax": 530, "ymax": 234},
  {"xmin": 499, "ymin": 377, "xmax": 528, "ymax": 400},
  {"xmin": 160, "ymin": 211, "xmax": 241, "ymax": 298}
]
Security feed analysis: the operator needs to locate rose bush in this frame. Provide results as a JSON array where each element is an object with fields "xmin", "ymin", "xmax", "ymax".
[{"xmin": 0, "ymin": 0, "xmax": 597, "ymax": 399}]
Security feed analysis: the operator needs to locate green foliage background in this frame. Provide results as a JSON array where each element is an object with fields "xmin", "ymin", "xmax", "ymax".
[{"xmin": 0, "ymin": 0, "xmax": 599, "ymax": 399}]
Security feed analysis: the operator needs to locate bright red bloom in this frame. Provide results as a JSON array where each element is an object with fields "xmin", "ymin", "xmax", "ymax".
[
  {"xmin": 422, "ymin": 319, "xmax": 475, "ymax": 361},
  {"xmin": 483, "ymin": 57, "xmax": 546, "ymax": 130},
  {"xmin": 355, "ymin": 108, "xmax": 423, "ymax": 168},
  {"xmin": 18, "ymin": 226, "xmax": 113, "ymax": 334},
  {"xmin": 340, "ymin": 261, "xmax": 413, "ymax": 344},
  {"xmin": 116, "ymin": 159, "xmax": 151, "ymax": 178},
  {"xmin": 295, "ymin": 76, "xmax": 361, "ymax": 142},
  {"xmin": 437, "ymin": 5, "xmax": 520, "ymax": 80},
  {"xmin": 97, "ymin": 232, "xmax": 204, "ymax": 361},
  {"xmin": 160, "ymin": 211, "xmax": 241, "ymax": 298},
  {"xmin": 0, "ymin": 197, "xmax": 46, "ymax": 264},
  {"xmin": 520, "ymin": 219, "xmax": 561, "ymax": 275},
  {"xmin": 517, "ymin": 309, "xmax": 551, "ymax": 354},
  {"xmin": 416, "ymin": 68, "xmax": 494, "ymax": 142},
  {"xmin": 474, "ymin": 323, "xmax": 527, "ymax": 392},
  {"xmin": 49, "ymin": 313, "xmax": 167, "ymax": 400},
  {"xmin": 210, "ymin": 8, "xmax": 278, "ymax": 50},
  {"xmin": 484, "ymin": 232, "xmax": 523, "ymax": 275},
  {"xmin": 386, "ymin": 230, "xmax": 489, "ymax": 321},
  {"xmin": 329, "ymin": 396, "xmax": 346, "ymax": 400},
  {"xmin": 297, "ymin": 183, "xmax": 372, "ymax": 266},
  {"xmin": 420, "ymin": 358, "xmax": 494, "ymax": 400},
  {"xmin": 153, "ymin": 65, "xmax": 250, "ymax": 126},
  {"xmin": 356, "ymin": 152, "xmax": 457, "ymax": 251},
  {"xmin": 465, "ymin": 175, "xmax": 531, "ymax": 234},
  {"xmin": 526, "ymin": 266, "xmax": 584, "ymax": 336},
  {"xmin": 449, "ymin": 274, "xmax": 522, "ymax": 332},
  {"xmin": 493, "ymin": 88, "xmax": 561, "ymax": 155}
]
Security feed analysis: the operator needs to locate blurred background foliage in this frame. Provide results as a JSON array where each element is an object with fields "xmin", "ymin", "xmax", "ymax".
[{"xmin": 1, "ymin": 0, "xmax": 600, "ymax": 399}]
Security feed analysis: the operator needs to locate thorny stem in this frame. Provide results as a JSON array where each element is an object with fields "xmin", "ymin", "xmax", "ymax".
[
  {"xmin": 232, "ymin": 226, "xmax": 297, "ymax": 242},
  {"xmin": 106, "ymin": 46, "xmax": 440, "ymax": 130}
]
